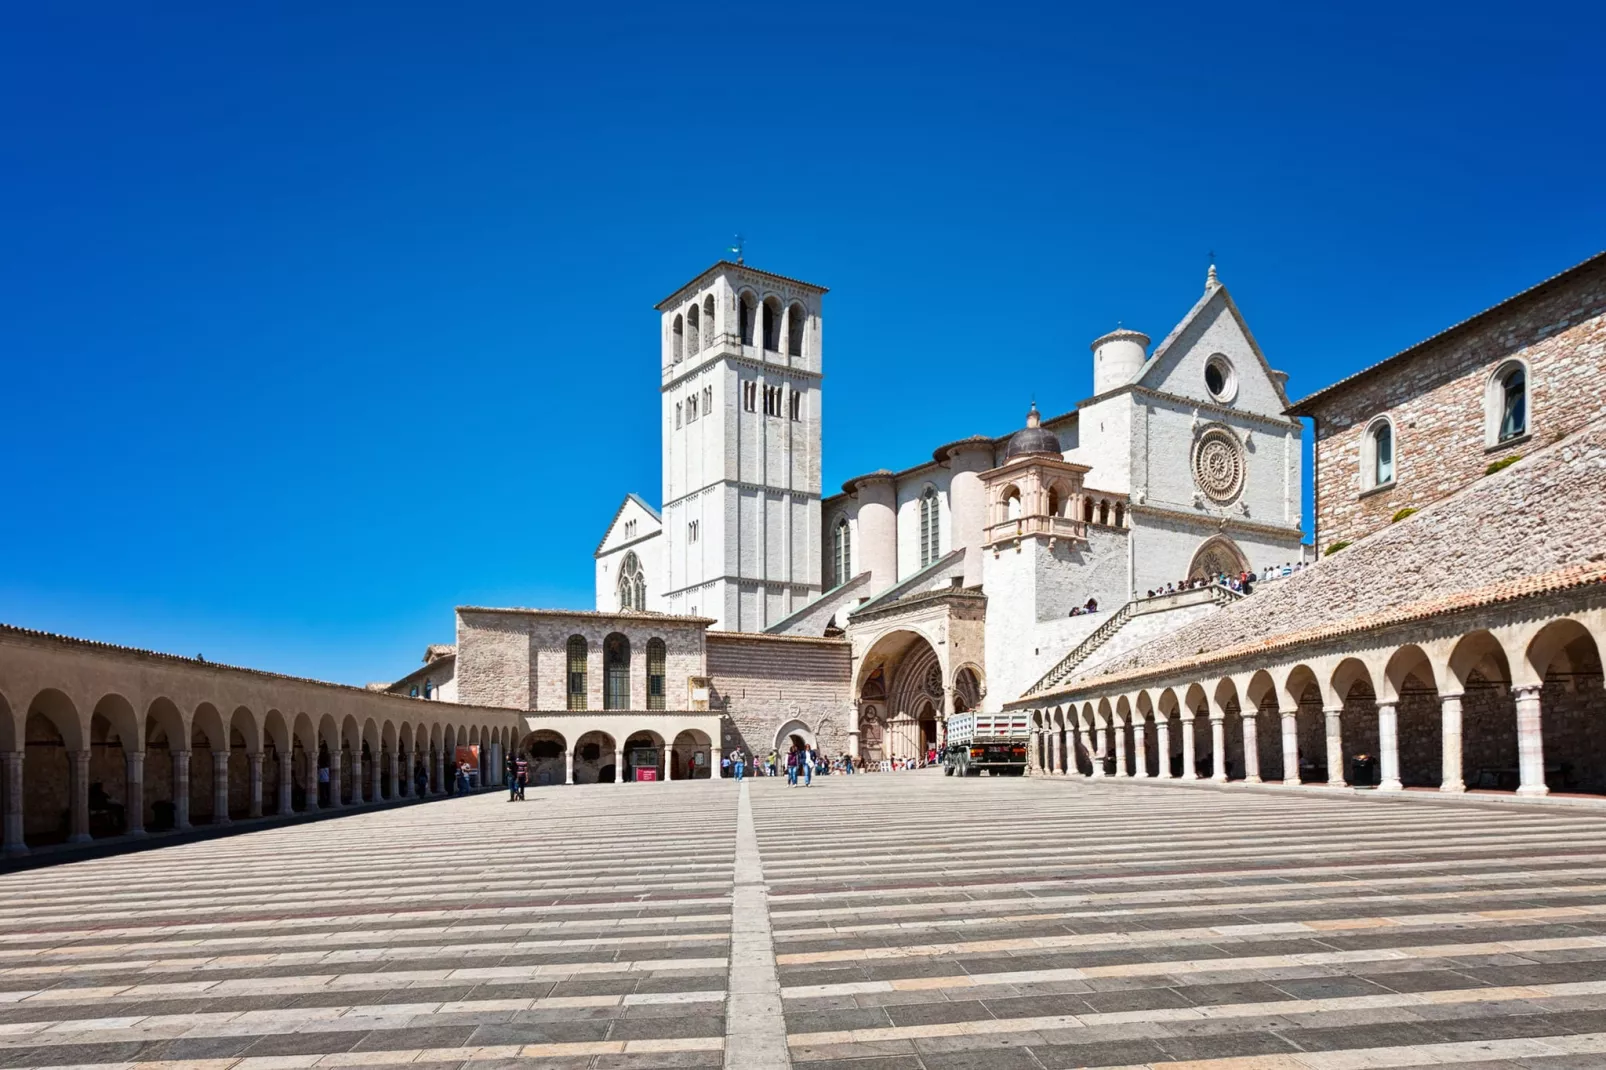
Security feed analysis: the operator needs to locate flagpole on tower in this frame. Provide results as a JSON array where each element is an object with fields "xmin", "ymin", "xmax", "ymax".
[{"xmin": 728, "ymin": 234, "xmax": 745, "ymax": 265}]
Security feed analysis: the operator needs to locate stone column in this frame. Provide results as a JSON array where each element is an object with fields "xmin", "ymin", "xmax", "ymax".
[
  {"xmin": 1280, "ymin": 710, "xmax": 1300, "ymax": 785},
  {"xmin": 665, "ymin": 746, "xmax": 675, "ymax": 781},
  {"xmin": 388, "ymin": 752, "xmax": 400, "ymax": 800},
  {"xmin": 1210, "ymin": 716, "xmax": 1227, "ymax": 782},
  {"xmin": 1156, "ymin": 717, "xmax": 1172, "ymax": 779},
  {"xmin": 1181, "ymin": 712, "xmax": 1197, "ymax": 780},
  {"xmin": 173, "ymin": 750, "xmax": 192, "ymax": 828},
  {"xmin": 247, "ymin": 753, "xmax": 263, "ymax": 818},
  {"xmin": 371, "ymin": 753, "xmax": 382, "ymax": 802},
  {"xmin": 68, "ymin": 749, "xmax": 92, "ymax": 843},
  {"xmin": 1440, "ymin": 693, "xmax": 1465, "ymax": 793},
  {"xmin": 1090, "ymin": 721, "xmax": 1106, "ymax": 777},
  {"xmin": 565, "ymin": 749, "xmax": 575, "ymax": 785},
  {"xmin": 1028, "ymin": 729, "xmax": 1041, "ymax": 775},
  {"xmin": 1113, "ymin": 718, "xmax": 1129, "ymax": 777},
  {"xmin": 1047, "ymin": 727, "xmax": 1060, "ymax": 775},
  {"xmin": 1377, "ymin": 702, "xmax": 1403, "ymax": 791},
  {"xmin": 328, "ymin": 752, "xmax": 343, "ymax": 809},
  {"xmin": 1242, "ymin": 714, "xmax": 1261, "ymax": 784},
  {"xmin": 1079, "ymin": 725, "xmax": 1096, "ymax": 776},
  {"xmin": 352, "ymin": 753, "xmax": 367, "ymax": 805},
  {"xmin": 1324, "ymin": 706, "xmax": 1346, "ymax": 787},
  {"xmin": 615, "ymin": 748, "xmax": 625, "ymax": 783},
  {"xmin": 432, "ymin": 749, "xmax": 444, "ymax": 796},
  {"xmin": 848, "ymin": 704, "xmax": 860, "ymax": 759},
  {"xmin": 211, "ymin": 750, "xmax": 231, "ymax": 825},
  {"xmin": 125, "ymin": 751, "xmax": 147, "ymax": 836},
  {"xmin": 1513, "ymin": 684, "xmax": 1548, "ymax": 797},
  {"xmin": 277, "ymin": 752, "xmax": 294, "ymax": 814},
  {"xmin": 1133, "ymin": 717, "xmax": 1149, "ymax": 778},
  {"xmin": 711, "ymin": 747, "xmax": 721, "ymax": 781},
  {"xmin": 2, "ymin": 752, "xmax": 25, "ymax": 856}
]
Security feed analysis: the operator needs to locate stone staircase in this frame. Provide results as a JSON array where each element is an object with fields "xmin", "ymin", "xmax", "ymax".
[{"xmin": 1026, "ymin": 585, "xmax": 1243, "ymax": 697}]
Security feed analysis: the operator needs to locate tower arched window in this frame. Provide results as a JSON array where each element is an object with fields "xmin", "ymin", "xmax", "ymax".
[
  {"xmin": 833, "ymin": 518, "xmax": 852, "ymax": 587},
  {"xmin": 603, "ymin": 632, "xmax": 631, "ymax": 710},
  {"xmin": 685, "ymin": 303, "xmax": 700, "ymax": 354},
  {"xmin": 762, "ymin": 297, "xmax": 781, "ymax": 351},
  {"xmin": 1488, "ymin": 361, "xmax": 1528, "ymax": 444},
  {"xmin": 646, "ymin": 638, "xmax": 666, "ymax": 711},
  {"xmin": 1364, "ymin": 417, "xmax": 1395, "ymax": 489},
  {"xmin": 617, "ymin": 551, "xmax": 645, "ymax": 611},
  {"xmin": 739, "ymin": 292, "xmax": 758, "ymax": 346},
  {"xmin": 919, "ymin": 487, "xmax": 941, "ymax": 567},
  {"xmin": 787, "ymin": 302, "xmax": 806, "ymax": 357},
  {"xmin": 703, "ymin": 294, "xmax": 716, "ymax": 348},
  {"xmin": 672, "ymin": 314, "xmax": 684, "ymax": 363},
  {"xmin": 566, "ymin": 635, "xmax": 588, "ymax": 711}
]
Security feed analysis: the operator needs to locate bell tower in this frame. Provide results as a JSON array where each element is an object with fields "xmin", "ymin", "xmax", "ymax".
[{"xmin": 655, "ymin": 262, "xmax": 828, "ymax": 631}]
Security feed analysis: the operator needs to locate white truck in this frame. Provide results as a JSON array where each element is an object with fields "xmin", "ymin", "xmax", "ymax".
[{"xmin": 943, "ymin": 712, "xmax": 1030, "ymax": 776}]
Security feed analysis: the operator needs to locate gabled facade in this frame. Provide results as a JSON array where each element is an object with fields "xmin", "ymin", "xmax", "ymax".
[{"xmin": 594, "ymin": 493, "xmax": 663, "ymax": 614}]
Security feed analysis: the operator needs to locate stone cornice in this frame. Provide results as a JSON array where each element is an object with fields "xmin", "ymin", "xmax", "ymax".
[
  {"xmin": 1127, "ymin": 502, "xmax": 1304, "ymax": 540},
  {"xmin": 1081, "ymin": 383, "xmax": 1302, "ymax": 432}
]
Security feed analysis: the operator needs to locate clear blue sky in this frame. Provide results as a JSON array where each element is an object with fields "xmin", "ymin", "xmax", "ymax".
[{"xmin": 4, "ymin": 2, "xmax": 1602, "ymax": 686}]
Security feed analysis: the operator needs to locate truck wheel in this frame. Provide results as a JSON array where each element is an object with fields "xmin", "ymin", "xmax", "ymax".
[{"xmin": 944, "ymin": 764, "xmax": 953, "ymax": 777}]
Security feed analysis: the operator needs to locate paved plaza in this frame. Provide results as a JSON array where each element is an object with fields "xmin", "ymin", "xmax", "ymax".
[{"xmin": 4, "ymin": 778, "xmax": 1606, "ymax": 1069}]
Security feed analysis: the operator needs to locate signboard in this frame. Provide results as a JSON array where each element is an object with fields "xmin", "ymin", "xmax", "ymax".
[
  {"xmin": 454, "ymin": 745, "xmax": 479, "ymax": 769},
  {"xmin": 635, "ymin": 768, "xmax": 658, "ymax": 782}
]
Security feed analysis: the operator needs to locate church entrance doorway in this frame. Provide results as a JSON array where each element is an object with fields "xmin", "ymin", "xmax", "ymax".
[{"xmin": 1188, "ymin": 535, "xmax": 1249, "ymax": 581}]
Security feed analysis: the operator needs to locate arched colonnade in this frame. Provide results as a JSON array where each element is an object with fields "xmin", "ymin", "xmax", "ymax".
[
  {"xmin": 1016, "ymin": 608, "xmax": 1606, "ymax": 797},
  {"xmin": 510, "ymin": 714, "xmax": 724, "ymax": 785}
]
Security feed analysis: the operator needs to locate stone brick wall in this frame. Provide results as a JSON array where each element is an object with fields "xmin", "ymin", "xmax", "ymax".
[
  {"xmin": 1304, "ymin": 257, "xmax": 1606, "ymax": 552},
  {"xmin": 705, "ymin": 633, "xmax": 852, "ymax": 758}
]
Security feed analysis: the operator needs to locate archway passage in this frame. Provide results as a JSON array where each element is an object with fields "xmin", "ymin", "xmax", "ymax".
[
  {"xmin": 519, "ymin": 730, "xmax": 567, "ymax": 787},
  {"xmin": 855, "ymin": 629, "xmax": 946, "ymax": 763},
  {"xmin": 623, "ymin": 732, "xmax": 665, "ymax": 782},
  {"xmin": 1188, "ymin": 535, "xmax": 1249, "ymax": 581},
  {"xmin": 774, "ymin": 719, "xmax": 816, "ymax": 754},
  {"xmin": 671, "ymin": 730, "xmax": 712, "ymax": 780},
  {"xmin": 1528, "ymin": 620, "xmax": 1605, "ymax": 795},
  {"xmin": 573, "ymin": 731, "xmax": 617, "ymax": 784}
]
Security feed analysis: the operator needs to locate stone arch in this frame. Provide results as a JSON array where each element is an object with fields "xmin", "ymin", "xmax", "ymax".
[
  {"xmin": 1330, "ymin": 657, "xmax": 1379, "ymax": 786},
  {"xmin": 622, "ymin": 729, "xmax": 666, "ymax": 782},
  {"xmin": 1211, "ymin": 676, "xmax": 1242, "ymax": 781},
  {"xmin": 1154, "ymin": 687, "xmax": 1182, "ymax": 778},
  {"xmin": 519, "ymin": 728, "xmax": 566, "ymax": 787},
  {"xmin": 88, "ymin": 694, "xmax": 138, "ymax": 837},
  {"xmin": 672, "ymin": 728, "xmax": 713, "ymax": 779},
  {"xmin": 1243, "ymin": 669, "xmax": 1283, "ymax": 781},
  {"xmin": 23, "ymin": 688, "xmax": 83, "ymax": 844},
  {"xmin": 574, "ymin": 730, "xmax": 618, "ymax": 784},
  {"xmin": 1524, "ymin": 618, "xmax": 1604, "ymax": 794},
  {"xmin": 953, "ymin": 664, "xmax": 984, "ymax": 713},
  {"xmin": 786, "ymin": 301, "xmax": 806, "ymax": 357},
  {"xmin": 1134, "ymin": 689, "xmax": 1159, "ymax": 777},
  {"xmin": 774, "ymin": 718, "xmax": 816, "ymax": 755},
  {"xmin": 1187, "ymin": 534, "xmax": 1249, "ymax": 581},
  {"xmin": 1381, "ymin": 644, "xmax": 1442, "ymax": 788},
  {"xmin": 189, "ymin": 702, "xmax": 228, "ymax": 824}
]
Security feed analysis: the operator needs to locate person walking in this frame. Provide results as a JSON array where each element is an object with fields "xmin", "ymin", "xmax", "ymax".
[
  {"xmin": 733, "ymin": 748, "xmax": 746, "ymax": 782},
  {"xmin": 505, "ymin": 751, "xmax": 518, "ymax": 802},
  {"xmin": 801, "ymin": 744, "xmax": 815, "ymax": 787},
  {"xmin": 786, "ymin": 745, "xmax": 799, "ymax": 786},
  {"xmin": 514, "ymin": 755, "xmax": 529, "ymax": 800}
]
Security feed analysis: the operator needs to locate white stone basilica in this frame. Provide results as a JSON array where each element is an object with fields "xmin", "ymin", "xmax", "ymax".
[{"xmin": 595, "ymin": 259, "xmax": 1306, "ymax": 759}]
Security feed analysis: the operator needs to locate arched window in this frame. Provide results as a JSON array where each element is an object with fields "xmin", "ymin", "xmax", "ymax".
[
  {"xmin": 423, "ymin": 678, "xmax": 434, "ymax": 699},
  {"xmin": 646, "ymin": 638, "xmax": 666, "ymax": 711},
  {"xmin": 409, "ymin": 685, "xmax": 419, "ymax": 698},
  {"xmin": 919, "ymin": 487, "xmax": 941, "ymax": 567},
  {"xmin": 833, "ymin": 518, "xmax": 851, "ymax": 587},
  {"xmin": 1047, "ymin": 486, "xmax": 1061, "ymax": 518},
  {"xmin": 787, "ymin": 302, "xmax": 806, "ymax": 357},
  {"xmin": 1003, "ymin": 486, "xmax": 1022, "ymax": 522},
  {"xmin": 604, "ymin": 633, "xmax": 631, "ymax": 710},
  {"xmin": 1113, "ymin": 502, "xmax": 1125, "ymax": 527},
  {"xmin": 672, "ymin": 314, "xmax": 684, "ymax": 363},
  {"xmin": 739, "ymin": 291, "xmax": 758, "ymax": 346},
  {"xmin": 703, "ymin": 294, "xmax": 716, "ymax": 347},
  {"xmin": 762, "ymin": 297, "xmax": 781, "ymax": 350},
  {"xmin": 686, "ymin": 303, "xmax": 700, "ymax": 353},
  {"xmin": 1365, "ymin": 417, "xmax": 1395, "ymax": 489},
  {"xmin": 617, "ymin": 551, "xmax": 645, "ymax": 611},
  {"xmin": 566, "ymin": 636, "xmax": 587, "ymax": 711},
  {"xmin": 1491, "ymin": 362, "xmax": 1528, "ymax": 444}
]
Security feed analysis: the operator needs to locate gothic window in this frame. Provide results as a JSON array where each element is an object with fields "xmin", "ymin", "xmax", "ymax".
[
  {"xmin": 617, "ymin": 551, "xmax": 646, "ymax": 610},
  {"xmin": 688, "ymin": 520, "xmax": 699, "ymax": 543},
  {"xmin": 685, "ymin": 303, "xmax": 700, "ymax": 353},
  {"xmin": 832, "ymin": 518, "xmax": 851, "ymax": 587},
  {"xmin": 1002, "ymin": 485, "xmax": 1021, "ymax": 522},
  {"xmin": 675, "ymin": 402, "xmax": 682, "ymax": 429},
  {"xmin": 672, "ymin": 314, "xmax": 684, "ymax": 363},
  {"xmin": 789, "ymin": 390, "xmax": 801, "ymax": 421},
  {"xmin": 762, "ymin": 297, "xmax": 781, "ymax": 350},
  {"xmin": 703, "ymin": 294, "xmax": 716, "ymax": 347},
  {"xmin": 566, "ymin": 636, "xmax": 588, "ymax": 711},
  {"xmin": 919, "ymin": 486, "xmax": 941, "ymax": 567},
  {"xmin": 739, "ymin": 291, "xmax": 758, "ymax": 346},
  {"xmin": 703, "ymin": 385, "xmax": 712, "ymax": 413},
  {"xmin": 787, "ymin": 302, "xmax": 806, "ymax": 357},
  {"xmin": 603, "ymin": 632, "xmax": 631, "ymax": 710},
  {"xmin": 1497, "ymin": 363, "xmax": 1527, "ymax": 442},
  {"xmin": 763, "ymin": 385, "xmax": 783, "ymax": 417},
  {"xmin": 1364, "ymin": 417, "xmax": 1395, "ymax": 489},
  {"xmin": 688, "ymin": 393, "xmax": 698, "ymax": 422},
  {"xmin": 646, "ymin": 638, "xmax": 666, "ymax": 711},
  {"xmin": 743, "ymin": 381, "xmax": 757, "ymax": 412}
]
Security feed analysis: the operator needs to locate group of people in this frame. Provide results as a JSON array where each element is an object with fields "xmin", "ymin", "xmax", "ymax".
[
  {"xmin": 1147, "ymin": 570, "xmax": 1257, "ymax": 598},
  {"xmin": 1067, "ymin": 597, "xmax": 1100, "ymax": 617},
  {"xmin": 504, "ymin": 752, "xmax": 530, "ymax": 800}
]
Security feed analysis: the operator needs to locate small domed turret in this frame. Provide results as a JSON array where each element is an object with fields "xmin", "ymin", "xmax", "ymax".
[{"xmin": 1005, "ymin": 403, "xmax": 1062, "ymax": 460}]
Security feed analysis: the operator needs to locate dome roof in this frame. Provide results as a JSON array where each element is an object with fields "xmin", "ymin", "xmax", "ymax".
[{"xmin": 1005, "ymin": 404, "xmax": 1061, "ymax": 460}]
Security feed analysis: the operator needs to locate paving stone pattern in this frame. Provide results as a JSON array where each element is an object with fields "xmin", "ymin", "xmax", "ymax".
[{"xmin": 5, "ymin": 775, "xmax": 1606, "ymax": 1069}]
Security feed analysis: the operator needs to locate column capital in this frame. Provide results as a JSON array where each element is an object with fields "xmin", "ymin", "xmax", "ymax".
[
  {"xmin": 1511, "ymin": 682, "xmax": 1543, "ymax": 700},
  {"xmin": 1279, "ymin": 707, "xmax": 1299, "ymax": 720}
]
